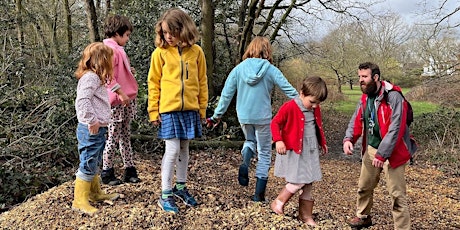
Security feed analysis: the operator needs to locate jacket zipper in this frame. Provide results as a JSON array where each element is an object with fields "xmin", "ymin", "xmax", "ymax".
[
  {"xmin": 178, "ymin": 47, "xmax": 184, "ymax": 111},
  {"xmin": 186, "ymin": 62, "xmax": 189, "ymax": 79}
]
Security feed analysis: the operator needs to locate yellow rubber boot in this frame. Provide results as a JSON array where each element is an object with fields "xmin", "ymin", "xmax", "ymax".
[
  {"xmin": 89, "ymin": 175, "xmax": 119, "ymax": 202},
  {"xmin": 72, "ymin": 177, "xmax": 98, "ymax": 215}
]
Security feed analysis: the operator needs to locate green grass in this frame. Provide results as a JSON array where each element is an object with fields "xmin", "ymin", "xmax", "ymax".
[{"xmin": 335, "ymin": 88, "xmax": 439, "ymax": 116}]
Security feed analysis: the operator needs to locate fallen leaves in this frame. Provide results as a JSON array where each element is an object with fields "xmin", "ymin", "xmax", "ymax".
[{"xmin": 0, "ymin": 149, "xmax": 459, "ymax": 229}]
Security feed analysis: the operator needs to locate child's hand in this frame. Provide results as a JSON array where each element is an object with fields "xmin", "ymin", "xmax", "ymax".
[
  {"xmin": 151, "ymin": 117, "xmax": 161, "ymax": 126},
  {"xmin": 321, "ymin": 145, "xmax": 328, "ymax": 155},
  {"xmin": 275, "ymin": 141, "xmax": 286, "ymax": 155},
  {"xmin": 206, "ymin": 117, "xmax": 220, "ymax": 128},
  {"xmin": 88, "ymin": 121, "xmax": 100, "ymax": 135},
  {"xmin": 118, "ymin": 92, "xmax": 130, "ymax": 106},
  {"xmin": 130, "ymin": 67, "xmax": 136, "ymax": 75}
]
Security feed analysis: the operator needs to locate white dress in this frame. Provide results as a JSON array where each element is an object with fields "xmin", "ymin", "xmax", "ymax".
[{"xmin": 273, "ymin": 98, "xmax": 322, "ymax": 184}]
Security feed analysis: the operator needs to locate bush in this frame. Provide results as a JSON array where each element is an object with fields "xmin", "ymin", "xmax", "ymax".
[{"xmin": 410, "ymin": 107, "xmax": 460, "ymax": 175}]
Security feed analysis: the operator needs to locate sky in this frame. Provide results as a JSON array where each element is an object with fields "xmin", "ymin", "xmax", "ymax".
[{"xmin": 377, "ymin": 0, "xmax": 460, "ymax": 27}]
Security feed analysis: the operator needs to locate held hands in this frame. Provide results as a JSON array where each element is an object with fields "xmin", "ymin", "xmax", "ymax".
[
  {"xmin": 206, "ymin": 117, "xmax": 220, "ymax": 128},
  {"xmin": 343, "ymin": 141, "xmax": 354, "ymax": 155}
]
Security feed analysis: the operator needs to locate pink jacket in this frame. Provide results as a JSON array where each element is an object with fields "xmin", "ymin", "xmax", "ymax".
[{"xmin": 103, "ymin": 39, "xmax": 138, "ymax": 106}]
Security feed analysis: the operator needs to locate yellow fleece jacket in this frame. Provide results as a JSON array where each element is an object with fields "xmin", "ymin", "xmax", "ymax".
[{"xmin": 147, "ymin": 44, "xmax": 208, "ymax": 121}]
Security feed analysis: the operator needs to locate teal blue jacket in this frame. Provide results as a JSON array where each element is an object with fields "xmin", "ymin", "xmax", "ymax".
[{"xmin": 213, "ymin": 58, "xmax": 298, "ymax": 125}]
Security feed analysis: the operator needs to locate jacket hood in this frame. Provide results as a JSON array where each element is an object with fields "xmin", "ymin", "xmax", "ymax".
[{"xmin": 239, "ymin": 58, "xmax": 271, "ymax": 86}]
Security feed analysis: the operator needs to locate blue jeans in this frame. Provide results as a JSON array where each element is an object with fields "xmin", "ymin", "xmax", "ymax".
[
  {"xmin": 75, "ymin": 123, "xmax": 107, "ymax": 181},
  {"xmin": 240, "ymin": 124, "xmax": 272, "ymax": 179}
]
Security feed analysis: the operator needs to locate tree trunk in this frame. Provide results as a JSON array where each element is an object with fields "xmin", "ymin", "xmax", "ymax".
[
  {"xmin": 238, "ymin": 0, "xmax": 259, "ymax": 62},
  {"xmin": 332, "ymin": 68, "xmax": 342, "ymax": 93},
  {"xmin": 84, "ymin": 0, "xmax": 100, "ymax": 42},
  {"xmin": 15, "ymin": 0, "xmax": 24, "ymax": 54},
  {"xmin": 51, "ymin": 3, "xmax": 60, "ymax": 63},
  {"xmin": 106, "ymin": 0, "xmax": 111, "ymax": 14},
  {"xmin": 201, "ymin": 0, "xmax": 216, "ymax": 99},
  {"xmin": 236, "ymin": 0, "xmax": 249, "ymax": 64},
  {"xmin": 63, "ymin": 0, "xmax": 72, "ymax": 55}
]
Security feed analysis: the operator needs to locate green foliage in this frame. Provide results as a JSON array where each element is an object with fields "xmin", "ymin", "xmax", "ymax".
[
  {"xmin": 410, "ymin": 108, "xmax": 460, "ymax": 174},
  {"xmin": 0, "ymin": 50, "xmax": 79, "ymax": 208}
]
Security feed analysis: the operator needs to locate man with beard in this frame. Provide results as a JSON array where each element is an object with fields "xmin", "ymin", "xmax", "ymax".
[{"xmin": 343, "ymin": 62, "xmax": 412, "ymax": 230}]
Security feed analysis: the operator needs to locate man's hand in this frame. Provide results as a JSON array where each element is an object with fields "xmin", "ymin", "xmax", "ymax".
[
  {"xmin": 372, "ymin": 158, "xmax": 384, "ymax": 168},
  {"xmin": 343, "ymin": 141, "xmax": 354, "ymax": 155}
]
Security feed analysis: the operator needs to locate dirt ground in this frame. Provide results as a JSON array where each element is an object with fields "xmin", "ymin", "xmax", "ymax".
[{"xmin": 0, "ymin": 147, "xmax": 458, "ymax": 230}]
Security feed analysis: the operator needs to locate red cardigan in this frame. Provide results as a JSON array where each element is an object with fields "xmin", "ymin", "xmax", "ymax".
[{"xmin": 271, "ymin": 99, "xmax": 327, "ymax": 154}]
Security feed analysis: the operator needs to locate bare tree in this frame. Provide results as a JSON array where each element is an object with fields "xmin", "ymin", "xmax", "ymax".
[
  {"xmin": 201, "ymin": 0, "xmax": 216, "ymax": 98},
  {"xmin": 84, "ymin": 0, "xmax": 100, "ymax": 42},
  {"xmin": 63, "ymin": 0, "xmax": 72, "ymax": 55},
  {"xmin": 15, "ymin": 0, "xmax": 24, "ymax": 54},
  {"xmin": 417, "ymin": 0, "xmax": 460, "ymax": 36}
]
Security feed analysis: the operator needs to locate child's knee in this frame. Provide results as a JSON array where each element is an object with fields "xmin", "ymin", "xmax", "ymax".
[{"xmin": 286, "ymin": 183, "xmax": 305, "ymax": 194}]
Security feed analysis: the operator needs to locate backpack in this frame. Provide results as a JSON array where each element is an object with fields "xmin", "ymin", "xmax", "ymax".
[
  {"xmin": 386, "ymin": 88, "xmax": 417, "ymax": 157},
  {"xmin": 386, "ymin": 88, "xmax": 413, "ymax": 127}
]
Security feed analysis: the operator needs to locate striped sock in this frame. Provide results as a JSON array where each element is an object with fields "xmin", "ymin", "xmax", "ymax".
[
  {"xmin": 175, "ymin": 182, "xmax": 186, "ymax": 190},
  {"xmin": 161, "ymin": 189, "xmax": 173, "ymax": 199}
]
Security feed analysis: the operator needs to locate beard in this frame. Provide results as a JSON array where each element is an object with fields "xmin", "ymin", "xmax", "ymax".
[{"xmin": 360, "ymin": 80, "xmax": 378, "ymax": 95}]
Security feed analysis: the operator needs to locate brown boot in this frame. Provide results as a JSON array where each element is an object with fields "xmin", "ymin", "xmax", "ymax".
[
  {"xmin": 271, "ymin": 187, "xmax": 294, "ymax": 215},
  {"xmin": 298, "ymin": 198, "xmax": 316, "ymax": 227}
]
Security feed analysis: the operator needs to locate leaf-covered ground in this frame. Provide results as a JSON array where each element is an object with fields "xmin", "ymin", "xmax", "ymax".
[{"xmin": 0, "ymin": 147, "xmax": 459, "ymax": 230}]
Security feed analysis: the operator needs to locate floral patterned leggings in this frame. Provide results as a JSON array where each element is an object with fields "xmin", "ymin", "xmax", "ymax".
[{"xmin": 102, "ymin": 100, "xmax": 136, "ymax": 170}]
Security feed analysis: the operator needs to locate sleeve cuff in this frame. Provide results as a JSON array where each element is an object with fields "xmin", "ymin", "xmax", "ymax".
[
  {"xmin": 110, "ymin": 84, "xmax": 121, "ymax": 92},
  {"xmin": 375, "ymin": 154, "xmax": 385, "ymax": 162}
]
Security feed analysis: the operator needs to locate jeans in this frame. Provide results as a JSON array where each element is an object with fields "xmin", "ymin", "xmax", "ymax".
[
  {"xmin": 75, "ymin": 123, "xmax": 107, "ymax": 182},
  {"xmin": 240, "ymin": 124, "xmax": 272, "ymax": 179}
]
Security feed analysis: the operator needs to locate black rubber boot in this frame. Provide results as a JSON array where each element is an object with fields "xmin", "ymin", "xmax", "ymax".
[
  {"xmin": 252, "ymin": 177, "xmax": 268, "ymax": 202},
  {"xmin": 123, "ymin": 166, "xmax": 141, "ymax": 183},
  {"xmin": 101, "ymin": 168, "xmax": 122, "ymax": 186},
  {"xmin": 238, "ymin": 147, "xmax": 254, "ymax": 186}
]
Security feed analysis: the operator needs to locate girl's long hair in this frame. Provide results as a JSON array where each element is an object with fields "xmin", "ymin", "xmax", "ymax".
[
  {"xmin": 242, "ymin": 36, "xmax": 273, "ymax": 63},
  {"xmin": 154, "ymin": 8, "xmax": 200, "ymax": 48},
  {"xmin": 75, "ymin": 42, "xmax": 114, "ymax": 84}
]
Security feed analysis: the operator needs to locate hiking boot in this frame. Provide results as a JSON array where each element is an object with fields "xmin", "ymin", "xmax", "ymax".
[
  {"xmin": 158, "ymin": 196, "xmax": 179, "ymax": 214},
  {"xmin": 173, "ymin": 186, "xmax": 198, "ymax": 207},
  {"xmin": 347, "ymin": 216, "xmax": 372, "ymax": 229},
  {"xmin": 123, "ymin": 166, "xmax": 141, "ymax": 183},
  {"xmin": 101, "ymin": 168, "xmax": 122, "ymax": 186}
]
